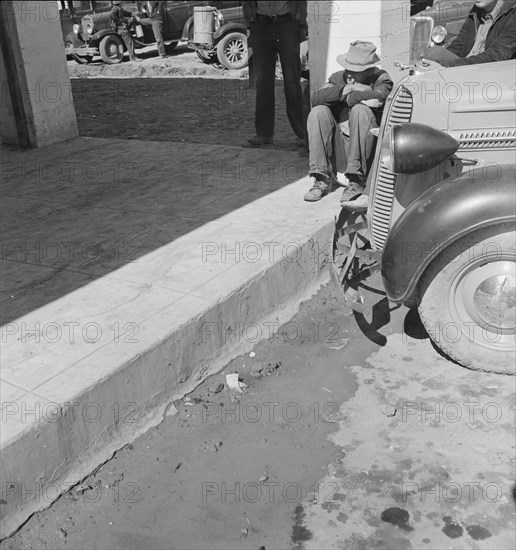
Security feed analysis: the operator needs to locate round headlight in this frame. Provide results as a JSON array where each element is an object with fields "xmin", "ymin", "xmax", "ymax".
[
  {"xmin": 431, "ymin": 25, "xmax": 447, "ymax": 45},
  {"xmin": 86, "ymin": 21, "xmax": 94, "ymax": 34},
  {"xmin": 383, "ymin": 123, "xmax": 459, "ymax": 174},
  {"xmin": 73, "ymin": 23, "xmax": 80, "ymax": 34},
  {"xmin": 214, "ymin": 10, "xmax": 223, "ymax": 30}
]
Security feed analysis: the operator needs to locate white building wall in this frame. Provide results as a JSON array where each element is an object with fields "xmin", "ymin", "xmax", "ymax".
[{"xmin": 308, "ymin": 0, "xmax": 410, "ymax": 91}]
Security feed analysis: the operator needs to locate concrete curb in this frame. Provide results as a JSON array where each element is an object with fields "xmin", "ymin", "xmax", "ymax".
[{"xmin": 0, "ymin": 217, "xmax": 335, "ymax": 539}]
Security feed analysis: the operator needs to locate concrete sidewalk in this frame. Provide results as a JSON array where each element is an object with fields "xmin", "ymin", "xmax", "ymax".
[{"xmin": 0, "ymin": 137, "xmax": 341, "ymax": 537}]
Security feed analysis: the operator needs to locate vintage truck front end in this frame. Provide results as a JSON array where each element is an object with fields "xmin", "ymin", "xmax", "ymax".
[{"xmin": 333, "ymin": 60, "xmax": 516, "ymax": 374}]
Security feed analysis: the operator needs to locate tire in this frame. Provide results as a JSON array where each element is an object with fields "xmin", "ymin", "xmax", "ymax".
[
  {"xmin": 99, "ymin": 34, "xmax": 124, "ymax": 64},
  {"xmin": 216, "ymin": 32, "xmax": 248, "ymax": 70},
  {"xmin": 72, "ymin": 53, "xmax": 93, "ymax": 64},
  {"xmin": 417, "ymin": 223, "xmax": 516, "ymax": 375}
]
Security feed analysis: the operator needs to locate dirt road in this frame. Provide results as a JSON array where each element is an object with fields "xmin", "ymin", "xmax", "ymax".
[{"xmin": 68, "ymin": 45, "xmax": 299, "ymax": 149}]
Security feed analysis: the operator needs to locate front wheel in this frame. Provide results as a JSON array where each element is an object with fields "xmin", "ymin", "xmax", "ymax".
[
  {"xmin": 216, "ymin": 32, "xmax": 248, "ymax": 70},
  {"xmin": 417, "ymin": 223, "xmax": 516, "ymax": 375},
  {"xmin": 99, "ymin": 34, "xmax": 124, "ymax": 64}
]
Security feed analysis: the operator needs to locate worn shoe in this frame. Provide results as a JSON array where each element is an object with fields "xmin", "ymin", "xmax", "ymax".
[
  {"xmin": 304, "ymin": 179, "xmax": 331, "ymax": 202},
  {"xmin": 248, "ymin": 135, "xmax": 274, "ymax": 146},
  {"xmin": 340, "ymin": 194, "xmax": 369, "ymax": 212},
  {"xmin": 344, "ymin": 172, "xmax": 365, "ymax": 185},
  {"xmin": 129, "ymin": 57, "xmax": 142, "ymax": 62}
]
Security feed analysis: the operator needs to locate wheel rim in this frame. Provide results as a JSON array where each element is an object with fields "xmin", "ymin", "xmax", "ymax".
[
  {"xmin": 449, "ymin": 253, "xmax": 515, "ymax": 353},
  {"xmin": 224, "ymin": 38, "xmax": 245, "ymax": 64},
  {"xmin": 107, "ymin": 39, "xmax": 121, "ymax": 59}
]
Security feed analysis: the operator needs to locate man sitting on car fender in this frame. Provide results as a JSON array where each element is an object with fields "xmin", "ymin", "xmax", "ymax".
[
  {"xmin": 420, "ymin": 0, "xmax": 516, "ymax": 68},
  {"xmin": 304, "ymin": 41, "xmax": 393, "ymax": 208}
]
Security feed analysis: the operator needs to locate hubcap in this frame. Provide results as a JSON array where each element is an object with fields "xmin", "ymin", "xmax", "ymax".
[
  {"xmin": 225, "ymin": 39, "xmax": 244, "ymax": 63},
  {"xmin": 451, "ymin": 257, "xmax": 516, "ymax": 351},
  {"xmin": 474, "ymin": 274, "xmax": 516, "ymax": 329},
  {"xmin": 108, "ymin": 41, "xmax": 120, "ymax": 58}
]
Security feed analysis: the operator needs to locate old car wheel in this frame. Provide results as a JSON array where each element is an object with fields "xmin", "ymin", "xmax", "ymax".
[
  {"xmin": 418, "ymin": 223, "xmax": 516, "ymax": 375},
  {"xmin": 99, "ymin": 34, "xmax": 124, "ymax": 64},
  {"xmin": 216, "ymin": 32, "xmax": 248, "ymax": 70}
]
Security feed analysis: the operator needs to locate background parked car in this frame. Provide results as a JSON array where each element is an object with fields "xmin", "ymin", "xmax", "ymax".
[
  {"xmin": 67, "ymin": 0, "xmax": 213, "ymax": 64},
  {"xmin": 59, "ymin": 0, "xmax": 112, "ymax": 57},
  {"xmin": 183, "ymin": 1, "xmax": 247, "ymax": 69}
]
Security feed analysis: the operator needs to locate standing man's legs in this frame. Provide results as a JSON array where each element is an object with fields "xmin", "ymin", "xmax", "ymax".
[
  {"xmin": 276, "ymin": 18, "xmax": 304, "ymax": 140},
  {"xmin": 120, "ymin": 30, "xmax": 137, "ymax": 61},
  {"xmin": 249, "ymin": 19, "xmax": 276, "ymax": 141},
  {"xmin": 151, "ymin": 19, "xmax": 166, "ymax": 57}
]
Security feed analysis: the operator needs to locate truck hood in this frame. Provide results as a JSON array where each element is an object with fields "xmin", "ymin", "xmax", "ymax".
[{"xmin": 400, "ymin": 60, "xmax": 515, "ymax": 133}]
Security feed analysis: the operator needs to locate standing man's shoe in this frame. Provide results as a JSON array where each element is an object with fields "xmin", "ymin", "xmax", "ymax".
[
  {"xmin": 248, "ymin": 136, "xmax": 274, "ymax": 146},
  {"xmin": 340, "ymin": 194, "xmax": 369, "ymax": 212},
  {"xmin": 304, "ymin": 179, "xmax": 331, "ymax": 202}
]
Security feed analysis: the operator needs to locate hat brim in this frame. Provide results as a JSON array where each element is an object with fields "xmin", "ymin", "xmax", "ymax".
[{"xmin": 336, "ymin": 54, "xmax": 380, "ymax": 71}]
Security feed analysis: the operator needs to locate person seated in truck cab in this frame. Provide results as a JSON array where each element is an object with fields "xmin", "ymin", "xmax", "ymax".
[
  {"xmin": 303, "ymin": 41, "xmax": 393, "ymax": 208},
  {"xmin": 419, "ymin": 0, "xmax": 516, "ymax": 69}
]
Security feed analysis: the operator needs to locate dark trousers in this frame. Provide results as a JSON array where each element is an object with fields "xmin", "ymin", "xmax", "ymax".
[
  {"xmin": 249, "ymin": 17, "xmax": 304, "ymax": 139},
  {"xmin": 141, "ymin": 18, "xmax": 165, "ymax": 56},
  {"xmin": 150, "ymin": 19, "xmax": 165, "ymax": 56},
  {"xmin": 119, "ymin": 30, "xmax": 136, "ymax": 60},
  {"xmin": 307, "ymin": 104, "xmax": 378, "ymax": 191}
]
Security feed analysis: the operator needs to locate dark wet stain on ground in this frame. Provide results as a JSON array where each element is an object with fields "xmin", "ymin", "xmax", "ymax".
[
  {"xmin": 380, "ymin": 507, "xmax": 414, "ymax": 531},
  {"xmin": 422, "ymin": 538, "xmax": 431, "ymax": 544},
  {"xmin": 321, "ymin": 501, "xmax": 340, "ymax": 513},
  {"xmin": 291, "ymin": 504, "xmax": 312, "ymax": 549},
  {"xmin": 466, "ymin": 524, "xmax": 492, "ymax": 540},
  {"xmin": 336, "ymin": 512, "xmax": 349, "ymax": 523},
  {"xmin": 442, "ymin": 516, "xmax": 463, "ymax": 539}
]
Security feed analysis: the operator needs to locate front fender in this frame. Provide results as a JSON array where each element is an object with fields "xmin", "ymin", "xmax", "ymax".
[
  {"xmin": 382, "ymin": 164, "xmax": 516, "ymax": 304},
  {"xmin": 88, "ymin": 29, "xmax": 117, "ymax": 46},
  {"xmin": 182, "ymin": 17, "xmax": 193, "ymax": 41},
  {"xmin": 65, "ymin": 32, "xmax": 86, "ymax": 48},
  {"xmin": 214, "ymin": 23, "xmax": 247, "ymax": 41}
]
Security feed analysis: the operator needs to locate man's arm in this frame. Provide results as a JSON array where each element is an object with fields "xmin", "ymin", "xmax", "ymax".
[
  {"xmin": 346, "ymin": 73, "xmax": 393, "ymax": 107},
  {"xmin": 311, "ymin": 72, "xmax": 346, "ymax": 106},
  {"xmin": 441, "ymin": 13, "xmax": 516, "ymax": 66},
  {"xmin": 296, "ymin": 0, "xmax": 307, "ymax": 23},
  {"xmin": 445, "ymin": 11, "xmax": 474, "ymax": 57}
]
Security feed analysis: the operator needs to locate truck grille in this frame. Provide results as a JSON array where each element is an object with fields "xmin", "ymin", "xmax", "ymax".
[{"xmin": 370, "ymin": 85, "xmax": 413, "ymax": 249}]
